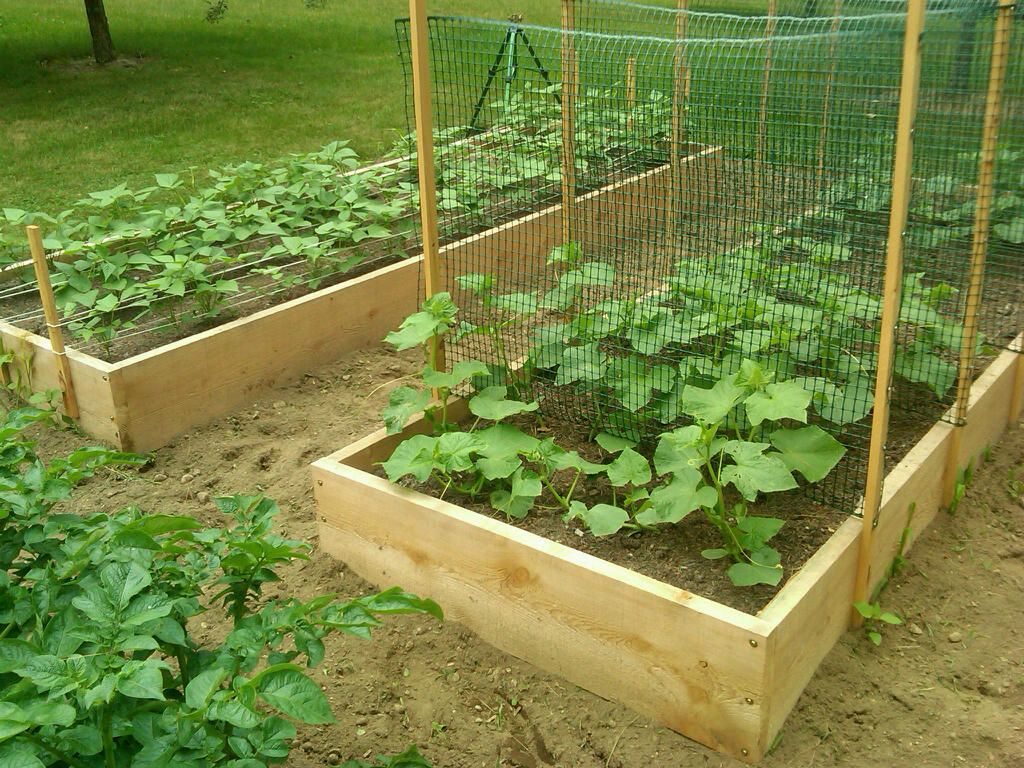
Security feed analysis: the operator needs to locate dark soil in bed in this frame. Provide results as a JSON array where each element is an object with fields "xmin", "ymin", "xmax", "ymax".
[{"xmin": 381, "ymin": 377, "xmax": 945, "ymax": 616}]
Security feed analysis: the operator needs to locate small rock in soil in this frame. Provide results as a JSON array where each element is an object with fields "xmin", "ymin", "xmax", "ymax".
[
  {"xmin": 153, "ymin": 473, "xmax": 168, "ymax": 482},
  {"xmin": 196, "ymin": 491, "xmax": 210, "ymax": 503},
  {"xmin": 948, "ymin": 631, "xmax": 964, "ymax": 643},
  {"xmin": 908, "ymin": 623, "xmax": 923, "ymax": 636},
  {"xmin": 180, "ymin": 473, "xmax": 194, "ymax": 484}
]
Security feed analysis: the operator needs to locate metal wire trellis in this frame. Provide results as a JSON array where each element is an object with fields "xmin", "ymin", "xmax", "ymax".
[{"xmin": 397, "ymin": 0, "xmax": 1019, "ymax": 511}]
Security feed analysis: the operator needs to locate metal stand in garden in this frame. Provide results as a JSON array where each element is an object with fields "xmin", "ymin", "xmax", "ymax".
[{"xmin": 470, "ymin": 15, "xmax": 560, "ymax": 129}]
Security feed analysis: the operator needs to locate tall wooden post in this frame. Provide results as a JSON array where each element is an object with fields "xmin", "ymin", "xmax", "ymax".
[
  {"xmin": 561, "ymin": 0, "xmax": 578, "ymax": 247},
  {"xmin": 754, "ymin": 0, "xmax": 778, "ymax": 219},
  {"xmin": 943, "ymin": 0, "xmax": 1016, "ymax": 500},
  {"xmin": 25, "ymin": 226, "xmax": 79, "ymax": 419},
  {"xmin": 851, "ymin": 0, "xmax": 926, "ymax": 625},
  {"xmin": 816, "ymin": 0, "xmax": 843, "ymax": 187},
  {"xmin": 409, "ymin": 0, "xmax": 445, "ymax": 373},
  {"xmin": 670, "ymin": 0, "xmax": 689, "ymax": 238},
  {"xmin": 625, "ymin": 56, "xmax": 637, "ymax": 131}
]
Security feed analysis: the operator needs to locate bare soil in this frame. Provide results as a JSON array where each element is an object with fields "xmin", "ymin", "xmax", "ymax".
[{"xmin": 24, "ymin": 343, "xmax": 1024, "ymax": 768}]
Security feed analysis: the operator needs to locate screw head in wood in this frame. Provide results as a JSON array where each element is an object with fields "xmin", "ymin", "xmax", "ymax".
[
  {"xmin": 741, "ymin": 749, "xmax": 749, "ymax": 756},
  {"xmin": 749, "ymin": 639, "xmax": 758, "ymax": 648},
  {"xmin": 745, "ymin": 697, "xmax": 754, "ymax": 705}
]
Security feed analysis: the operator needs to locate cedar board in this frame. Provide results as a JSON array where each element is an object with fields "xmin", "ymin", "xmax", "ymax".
[{"xmin": 312, "ymin": 340, "xmax": 1024, "ymax": 762}]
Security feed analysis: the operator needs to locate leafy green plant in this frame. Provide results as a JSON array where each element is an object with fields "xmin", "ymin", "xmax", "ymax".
[
  {"xmin": 853, "ymin": 600, "xmax": 903, "ymax": 646},
  {"xmin": 0, "ymin": 407, "xmax": 441, "ymax": 768},
  {"xmin": 379, "ymin": 295, "xmax": 846, "ymax": 588}
]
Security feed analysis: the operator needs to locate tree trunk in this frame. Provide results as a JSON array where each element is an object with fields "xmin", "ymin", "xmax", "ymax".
[{"xmin": 84, "ymin": 0, "xmax": 115, "ymax": 64}]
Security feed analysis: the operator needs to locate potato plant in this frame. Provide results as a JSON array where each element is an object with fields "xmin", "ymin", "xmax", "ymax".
[{"xmin": 0, "ymin": 407, "xmax": 439, "ymax": 768}]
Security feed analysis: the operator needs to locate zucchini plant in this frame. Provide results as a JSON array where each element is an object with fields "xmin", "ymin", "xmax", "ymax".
[{"xmin": 379, "ymin": 294, "xmax": 845, "ymax": 588}]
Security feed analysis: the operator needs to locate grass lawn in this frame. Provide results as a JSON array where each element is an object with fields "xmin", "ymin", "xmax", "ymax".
[{"xmin": 0, "ymin": 1, "xmax": 584, "ymax": 215}]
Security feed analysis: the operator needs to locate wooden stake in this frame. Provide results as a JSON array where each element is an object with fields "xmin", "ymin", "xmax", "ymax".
[
  {"xmin": 816, "ymin": 1, "xmax": 843, "ymax": 188},
  {"xmin": 754, "ymin": 0, "xmax": 778, "ymax": 219},
  {"xmin": 561, "ymin": 0, "xmax": 578, "ymax": 247},
  {"xmin": 26, "ymin": 225, "xmax": 79, "ymax": 419},
  {"xmin": 952, "ymin": 0, "xmax": 1015, "ymax": 426},
  {"xmin": 409, "ymin": 0, "xmax": 445, "ymax": 373},
  {"xmin": 669, "ymin": 0, "xmax": 689, "ymax": 238},
  {"xmin": 943, "ymin": 0, "xmax": 1016, "ymax": 503},
  {"xmin": 852, "ymin": 0, "xmax": 926, "ymax": 626},
  {"xmin": 625, "ymin": 56, "xmax": 637, "ymax": 131}
]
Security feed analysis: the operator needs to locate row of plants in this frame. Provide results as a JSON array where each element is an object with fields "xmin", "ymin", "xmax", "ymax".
[
  {"xmin": 376, "ymin": 217, "xmax": 969, "ymax": 588},
  {"xmin": 0, "ymin": 405, "xmax": 441, "ymax": 767},
  {"xmin": 0, "ymin": 84, "xmax": 671, "ymax": 356}
]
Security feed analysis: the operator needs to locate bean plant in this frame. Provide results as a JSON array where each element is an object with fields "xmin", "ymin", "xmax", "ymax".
[{"xmin": 0, "ymin": 406, "xmax": 440, "ymax": 768}]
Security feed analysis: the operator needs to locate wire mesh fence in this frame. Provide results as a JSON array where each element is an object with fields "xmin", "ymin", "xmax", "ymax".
[{"xmin": 396, "ymin": 0, "xmax": 1019, "ymax": 509}]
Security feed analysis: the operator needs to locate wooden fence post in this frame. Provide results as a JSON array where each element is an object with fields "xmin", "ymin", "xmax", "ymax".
[
  {"xmin": 561, "ymin": 0, "xmax": 578, "ymax": 247},
  {"xmin": 670, "ymin": 0, "xmax": 689, "ymax": 238},
  {"xmin": 753, "ymin": 0, "xmax": 778, "ymax": 219},
  {"xmin": 852, "ymin": 0, "xmax": 926, "ymax": 625},
  {"xmin": 816, "ymin": 0, "xmax": 844, "ymax": 187},
  {"xmin": 409, "ymin": 0, "xmax": 445, "ymax": 374},
  {"xmin": 26, "ymin": 225, "xmax": 79, "ymax": 419},
  {"xmin": 625, "ymin": 56, "xmax": 637, "ymax": 131},
  {"xmin": 943, "ymin": 0, "xmax": 1016, "ymax": 501}
]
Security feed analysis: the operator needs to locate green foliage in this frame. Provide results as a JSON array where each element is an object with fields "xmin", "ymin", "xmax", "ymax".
[
  {"xmin": 379, "ymin": 296, "xmax": 847, "ymax": 589},
  {"xmin": 2, "ymin": 143, "xmax": 413, "ymax": 354},
  {"xmin": 0, "ymin": 408, "xmax": 439, "ymax": 768},
  {"xmin": 853, "ymin": 600, "xmax": 903, "ymax": 646}
]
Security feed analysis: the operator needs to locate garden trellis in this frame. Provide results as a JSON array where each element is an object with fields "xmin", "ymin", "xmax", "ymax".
[{"xmin": 397, "ymin": 0, "xmax": 1018, "ymax": 617}]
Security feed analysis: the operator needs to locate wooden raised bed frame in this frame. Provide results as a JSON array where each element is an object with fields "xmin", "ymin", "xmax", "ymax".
[
  {"xmin": 312, "ymin": 340, "xmax": 1024, "ymax": 763},
  {"xmin": 0, "ymin": 147, "xmax": 722, "ymax": 451}
]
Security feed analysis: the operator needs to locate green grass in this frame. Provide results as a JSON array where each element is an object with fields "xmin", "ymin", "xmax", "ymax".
[{"xmin": 0, "ymin": 0, "xmax": 576, "ymax": 215}]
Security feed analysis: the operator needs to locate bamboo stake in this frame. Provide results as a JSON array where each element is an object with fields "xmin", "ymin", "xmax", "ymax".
[
  {"xmin": 669, "ymin": 0, "xmax": 689, "ymax": 238},
  {"xmin": 625, "ymin": 56, "xmax": 637, "ymax": 131},
  {"xmin": 943, "ymin": 0, "xmax": 1016, "ymax": 502},
  {"xmin": 754, "ymin": 0, "xmax": 778, "ymax": 219},
  {"xmin": 816, "ymin": 0, "xmax": 843, "ymax": 188},
  {"xmin": 560, "ymin": 0, "xmax": 578, "ymax": 247},
  {"xmin": 26, "ymin": 225, "xmax": 79, "ymax": 419},
  {"xmin": 852, "ymin": 0, "xmax": 926, "ymax": 627},
  {"xmin": 409, "ymin": 0, "xmax": 445, "ymax": 374}
]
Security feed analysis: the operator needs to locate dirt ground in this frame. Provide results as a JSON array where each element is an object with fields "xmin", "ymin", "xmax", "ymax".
[{"xmin": 31, "ymin": 343, "xmax": 1024, "ymax": 768}]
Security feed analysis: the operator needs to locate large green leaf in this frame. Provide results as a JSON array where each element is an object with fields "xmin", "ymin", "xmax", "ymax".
[
  {"xmin": 421, "ymin": 360, "xmax": 491, "ymax": 392},
  {"xmin": 381, "ymin": 386, "xmax": 431, "ymax": 435},
  {"xmin": 257, "ymin": 666, "xmax": 336, "ymax": 724},
  {"xmin": 680, "ymin": 376, "xmax": 746, "ymax": 425},
  {"xmin": 653, "ymin": 425, "xmax": 706, "ymax": 476},
  {"xmin": 468, "ymin": 387, "xmax": 539, "ymax": 421},
  {"xmin": 581, "ymin": 504, "xmax": 630, "ymax": 536},
  {"xmin": 727, "ymin": 561, "xmax": 783, "ymax": 587},
  {"xmin": 769, "ymin": 426, "xmax": 846, "ymax": 483},
  {"xmin": 380, "ymin": 434, "xmax": 437, "ymax": 482},
  {"xmin": 116, "ymin": 660, "xmax": 167, "ymax": 701},
  {"xmin": 185, "ymin": 667, "xmax": 230, "ymax": 710},
  {"xmin": 489, "ymin": 468, "xmax": 542, "ymax": 519},
  {"xmin": 605, "ymin": 448, "xmax": 651, "ymax": 487},
  {"xmin": 720, "ymin": 442, "xmax": 797, "ymax": 501},
  {"xmin": 435, "ymin": 432, "xmax": 484, "ymax": 473},
  {"xmin": 744, "ymin": 380, "xmax": 811, "ymax": 426},
  {"xmin": 384, "ymin": 292, "xmax": 457, "ymax": 351},
  {"xmin": 637, "ymin": 475, "xmax": 717, "ymax": 525},
  {"xmin": 555, "ymin": 343, "xmax": 606, "ymax": 385}
]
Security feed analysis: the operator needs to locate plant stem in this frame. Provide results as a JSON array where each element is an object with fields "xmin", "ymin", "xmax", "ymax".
[{"xmin": 101, "ymin": 706, "xmax": 116, "ymax": 768}]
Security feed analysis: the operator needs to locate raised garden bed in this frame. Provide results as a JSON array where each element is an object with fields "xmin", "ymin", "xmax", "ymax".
[
  {"xmin": 311, "ymin": 338, "xmax": 1023, "ymax": 763},
  {"xmin": 0, "ymin": 147, "xmax": 723, "ymax": 450}
]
